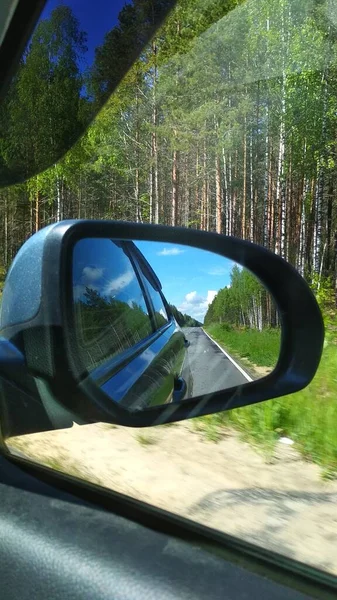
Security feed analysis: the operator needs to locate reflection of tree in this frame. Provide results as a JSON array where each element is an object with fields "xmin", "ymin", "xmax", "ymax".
[
  {"xmin": 75, "ymin": 287, "xmax": 152, "ymax": 371},
  {"xmin": 153, "ymin": 311, "xmax": 168, "ymax": 329},
  {"xmin": 168, "ymin": 304, "xmax": 202, "ymax": 328},
  {"xmin": 204, "ymin": 267, "xmax": 278, "ymax": 330}
]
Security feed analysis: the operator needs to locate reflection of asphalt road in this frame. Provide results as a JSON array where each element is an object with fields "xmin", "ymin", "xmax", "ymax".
[{"xmin": 183, "ymin": 327, "xmax": 250, "ymax": 397}]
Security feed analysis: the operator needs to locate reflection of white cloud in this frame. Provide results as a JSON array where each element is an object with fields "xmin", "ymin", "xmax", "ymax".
[
  {"xmin": 103, "ymin": 269, "xmax": 134, "ymax": 296},
  {"xmin": 178, "ymin": 290, "xmax": 217, "ymax": 322},
  {"xmin": 157, "ymin": 247, "xmax": 185, "ymax": 256},
  {"xmin": 207, "ymin": 266, "xmax": 229, "ymax": 276},
  {"xmin": 185, "ymin": 290, "xmax": 200, "ymax": 304},
  {"xmin": 82, "ymin": 266, "xmax": 104, "ymax": 282},
  {"xmin": 207, "ymin": 290, "xmax": 217, "ymax": 304}
]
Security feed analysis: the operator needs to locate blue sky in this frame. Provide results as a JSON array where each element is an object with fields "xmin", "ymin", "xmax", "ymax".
[{"xmin": 136, "ymin": 242, "xmax": 234, "ymax": 323}]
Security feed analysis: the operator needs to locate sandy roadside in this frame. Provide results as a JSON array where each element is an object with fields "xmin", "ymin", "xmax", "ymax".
[{"xmin": 8, "ymin": 421, "xmax": 337, "ymax": 576}]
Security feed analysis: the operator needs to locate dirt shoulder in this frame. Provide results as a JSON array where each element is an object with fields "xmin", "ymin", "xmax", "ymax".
[{"xmin": 8, "ymin": 420, "xmax": 337, "ymax": 576}]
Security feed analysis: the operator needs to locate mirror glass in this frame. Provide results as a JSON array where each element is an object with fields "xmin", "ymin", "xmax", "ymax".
[{"xmin": 72, "ymin": 239, "xmax": 281, "ymax": 410}]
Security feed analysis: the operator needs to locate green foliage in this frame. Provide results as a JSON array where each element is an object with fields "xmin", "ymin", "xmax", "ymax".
[
  {"xmin": 219, "ymin": 332, "xmax": 337, "ymax": 475},
  {"xmin": 310, "ymin": 273, "xmax": 335, "ymax": 327},
  {"xmin": 205, "ymin": 265, "xmax": 278, "ymax": 330},
  {"xmin": 205, "ymin": 323, "xmax": 281, "ymax": 368}
]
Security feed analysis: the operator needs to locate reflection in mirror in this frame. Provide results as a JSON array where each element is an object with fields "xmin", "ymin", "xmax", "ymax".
[{"xmin": 72, "ymin": 240, "xmax": 281, "ymax": 411}]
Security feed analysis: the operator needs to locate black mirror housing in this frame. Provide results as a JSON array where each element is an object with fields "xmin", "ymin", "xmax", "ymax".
[{"xmin": 0, "ymin": 220, "xmax": 324, "ymax": 429}]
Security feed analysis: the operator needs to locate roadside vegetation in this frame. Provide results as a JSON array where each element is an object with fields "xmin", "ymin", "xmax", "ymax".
[
  {"xmin": 204, "ymin": 264, "xmax": 281, "ymax": 370},
  {"xmin": 205, "ymin": 324, "xmax": 280, "ymax": 371},
  {"xmin": 204, "ymin": 274, "xmax": 337, "ymax": 478}
]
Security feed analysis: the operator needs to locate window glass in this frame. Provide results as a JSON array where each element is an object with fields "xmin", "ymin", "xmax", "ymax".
[
  {"xmin": 2, "ymin": 0, "xmax": 337, "ymax": 580},
  {"xmin": 139, "ymin": 269, "xmax": 169, "ymax": 330},
  {"xmin": 72, "ymin": 238, "xmax": 152, "ymax": 371}
]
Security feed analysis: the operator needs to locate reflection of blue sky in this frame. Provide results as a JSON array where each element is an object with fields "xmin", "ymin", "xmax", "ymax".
[
  {"xmin": 136, "ymin": 242, "xmax": 234, "ymax": 323},
  {"xmin": 73, "ymin": 239, "xmax": 236, "ymax": 323},
  {"xmin": 72, "ymin": 238, "xmax": 147, "ymax": 314},
  {"xmin": 41, "ymin": 0, "xmax": 130, "ymax": 69}
]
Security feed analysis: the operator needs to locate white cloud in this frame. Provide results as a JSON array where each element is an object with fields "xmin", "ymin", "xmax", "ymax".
[
  {"xmin": 103, "ymin": 269, "xmax": 135, "ymax": 296},
  {"xmin": 178, "ymin": 289, "xmax": 217, "ymax": 322},
  {"xmin": 157, "ymin": 247, "xmax": 185, "ymax": 256},
  {"xmin": 82, "ymin": 266, "xmax": 104, "ymax": 282}
]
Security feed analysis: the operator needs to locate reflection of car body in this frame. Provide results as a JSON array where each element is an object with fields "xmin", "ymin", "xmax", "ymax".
[{"xmin": 74, "ymin": 239, "xmax": 193, "ymax": 410}]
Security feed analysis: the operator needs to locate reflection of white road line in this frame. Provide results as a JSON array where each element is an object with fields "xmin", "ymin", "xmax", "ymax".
[{"xmin": 201, "ymin": 328, "xmax": 253, "ymax": 383}]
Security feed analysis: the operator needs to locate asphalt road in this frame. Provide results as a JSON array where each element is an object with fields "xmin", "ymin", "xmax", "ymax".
[{"xmin": 182, "ymin": 327, "xmax": 250, "ymax": 397}]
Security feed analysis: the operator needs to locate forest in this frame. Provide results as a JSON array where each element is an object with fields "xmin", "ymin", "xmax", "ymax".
[
  {"xmin": 169, "ymin": 304, "xmax": 201, "ymax": 328},
  {"xmin": 204, "ymin": 266, "xmax": 278, "ymax": 329},
  {"xmin": 0, "ymin": 0, "xmax": 336, "ymax": 309}
]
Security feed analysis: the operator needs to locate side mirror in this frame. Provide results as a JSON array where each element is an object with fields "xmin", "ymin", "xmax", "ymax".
[{"xmin": 0, "ymin": 220, "xmax": 324, "ymax": 431}]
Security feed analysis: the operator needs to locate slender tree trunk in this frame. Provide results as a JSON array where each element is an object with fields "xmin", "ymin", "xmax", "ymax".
[
  {"xmin": 305, "ymin": 178, "xmax": 316, "ymax": 276},
  {"xmin": 325, "ymin": 176, "xmax": 333, "ymax": 273},
  {"xmin": 183, "ymin": 155, "xmax": 189, "ymax": 227},
  {"xmin": 249, "ymin": 132, "xmax": 254, "ymax": 242},
  {"xmin": 78, "ymin": 173, "xmax": 82, "ymax": 219},
  {"xmin": 201, "ymin": 142, "xmax": 207, "ymax": 230},
  {"xmin": 268, "ymin": 158, "xmax": 274, "ymax": 251},
  {"xmin": 152, "ymin": 42, "xmax": 159, "ymax": 224},
  {"xmin": 135, "ymin": 79, "xmax": 141, "ymax": 223},
  {"xmin": 232, "ymin": 149, "xmax": 238, "ymax": 236},
  {"xmin": 263, "ymin": 105, "xmax": 269, "ymax": 247},
  {"xmin": 35, "ymin": 189, "xmax": 40, "ymax": 233},
  {"xmin": 275, "ymin": 7, "xmax": 286, "ymax": 257},
  {"xmin": 56, "ymin": 175, "xmax": 62, "ymax": 222},
  {"xmin": 317, "ymin": 241, "xmax": 327, "ymax": 290},
  {"xmin": 263, "ymin": 16, "xmax": 270, "ymax": 247},
  {"xmin": 298, "ymin": 178, "xmax": 308, "ymax": 276},
  {"xmin": 215, "ymin": 153, "xmax": 222, "ymax": 234},
  {"xmin": 314, "ymin": 74, "xmax": 328, "ymax": 273},
  {"xmin": 228, "ymin": 152, "xmax": 232, "ymax": 236},
  {"xmin": 135, "ymin": 157, "xmax": 140, "ymax": 222},
  {"xmin": 171, "ymin": 147, "xmax": 179, "ymax": 226},
  {"xmin": 222, "ymin": 147, "xmax": 228, "ymax": 235},
  {"xmin": 195, "ymin": 149, "xmax": 199, "ymax": 228},
  {"xmin": 242, "ymin": 117, "xmax": 247, "ymax": 240},
  {"xmin": 149, "ymin": 166, "xmax": 153, "ymax": 223},
  {"xmin": 206, "ymin": 179, "xmax": 210, "ymax": 231}
]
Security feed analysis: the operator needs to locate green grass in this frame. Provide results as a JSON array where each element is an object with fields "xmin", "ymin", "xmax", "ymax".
[
  {"xmin": 203, "ymin": 322, "xmax": 337, "ymax": 476},
  {"xmin": 205, "ymin": 323, "xmax": 281, "ymax": 368}
]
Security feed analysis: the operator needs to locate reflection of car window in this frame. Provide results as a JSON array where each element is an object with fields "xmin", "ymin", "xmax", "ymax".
[
  {"xmin": 72, "ymin": 239, "xmax": 152, "ymax": 371},
  {"xmin": 139, "ymin": 272, "xmax": 169, "ymax": 330}
]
